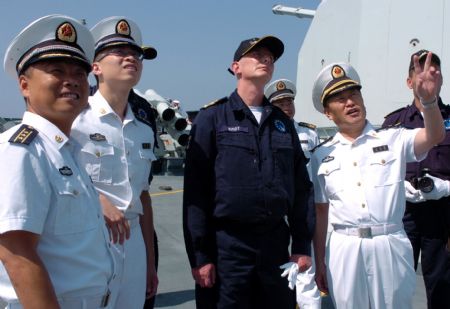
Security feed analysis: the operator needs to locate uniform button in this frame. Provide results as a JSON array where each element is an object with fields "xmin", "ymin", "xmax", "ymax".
[
  {"xmin": 325, "ymin": 170, "xmax": 329, "ymax": 174},
  {"xmin": 99, "ymin": 108, "xmax": 106, "ymax": 114},
  {"xmin": 362, "ymin": 203, "xmax": 366, "ymax": 208},
  {"xmin": 126, "ymin": 150, "xmax": 130, "ymax": 156},
  {"xmin": 353, "ymin": 162, "xmax": 357, "ymax": 166},
  {"xmin": 253, "ymin": 158, "xmax": 257, "ymax": 164},
  {"xmin": 55, "ymin": 135, "xmax": 64, "ymax": 143},
  {"xmin": 95, "ymin": 151, "xmax": 101, "ymax": 157},
  {"xmin": 357, "ymin": 182, "xmax": 361, "ymax": 186},
  {"xmin": 381, "ymin": 159, "xmax": 386, "ymax": 164},
  {"xmin": 73, "ymin": 190, "xmax": 79, "ymax": 196}
]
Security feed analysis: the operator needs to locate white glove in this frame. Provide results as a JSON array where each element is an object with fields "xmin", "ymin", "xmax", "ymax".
[
  {"xmin": 405, "ymin": 181, "xmax": 425, "ymax": 203},
  {"xmin": 421, "ymin": 174, "xmax": 450, "ymax": 200},
  {"xmin": 280, "ymin": 262, "xmax": 298, "ymax": 290},
  {"xmin": 296, "ymin": 266, "xmax": 321, "ymax": 309}
]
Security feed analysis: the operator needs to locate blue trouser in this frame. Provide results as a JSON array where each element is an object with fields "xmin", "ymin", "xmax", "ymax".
[
  {"xmin": 404, "ymin": 203, "xmax": 449, "ymax": 309},
  {"xmin": 215, "ymin": 221, "xmax": 295, "ymax": 309}
]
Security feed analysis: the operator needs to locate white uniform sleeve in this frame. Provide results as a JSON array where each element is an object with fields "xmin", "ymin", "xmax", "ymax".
[
  {"xmin": 310, "ymin": 152, "xmax": 328, "ymax": 203},
  {"xmin": 0, "ymin": 144, "xmax": 51, "ymax": 234},
  {"xmin": 401, "ymin": 128, "xmax": 426, "ymax": 163}
]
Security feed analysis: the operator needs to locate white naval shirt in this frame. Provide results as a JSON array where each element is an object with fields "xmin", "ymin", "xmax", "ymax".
[
  {"xmin": 311, "ymin": 122, "xmax": 423, "ymax": 227},
  {"xmin": 0, "ymin": 112, "xmax": 114, "ymax": 302},
  {"xmin": 294, "ymin": 121, "xmax": 319, "ymax": 160},
  {"xmin": 71, "ymin": 91, "xmax": 156, "ymax": 217}
]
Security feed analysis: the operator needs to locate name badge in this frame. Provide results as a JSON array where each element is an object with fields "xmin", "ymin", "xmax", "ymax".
[
  {"xmin": 322, "ymin": 155, "xmax": 334, "ymax": 163},
  {"xmin": 373, "ymin": 145, "xmax": 389, "ymax": 153},
  {"xmin": 90, "ymin": 133, "xmax": 106, "ymax": 142},
  {"xmin": 219, "ymin": 126, "xmax": 249, "ymax": 133},
  {"xmin": 59, "ymin": 166, "xmax": 73, "ymax": 176}
]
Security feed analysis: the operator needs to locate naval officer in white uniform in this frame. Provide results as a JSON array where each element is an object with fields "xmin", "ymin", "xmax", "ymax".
[
  {"xmin": 71, "ymin": 16, "xmax": 158, "ymax": 308},
  {"xmin": 311, "ymin": 58, "xmax": 445, "ymax": 309},
  {"xmin": 0, "ymin": 15, "xmax": 117, "ymax": 308},
  {"xmin": 265, "ymin": 79, "xmax": 319, "ymax": 177},
  {"xmin": 265, "ymin": 79, "xmax": 321, "ymax": 309}
]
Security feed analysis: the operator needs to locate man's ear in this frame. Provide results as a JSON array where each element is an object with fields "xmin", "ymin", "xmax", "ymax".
[
  {"xmin": 230, "ymin": 61, "xmax": 239, "ymax": 76},
  {"xmin": 324, "ymin": 106, "xmax": 333, "ymax": 121},
  {"xmin": 92, "ymin": 62, "xmax": 101, "ymax": 76},
  {"xmin": 406, "ymin": 75, "xmax": 414, "ymax": 90},
  {"xmin": 18, "ymin": 74, "xmax": 30, "ymax": 99}
]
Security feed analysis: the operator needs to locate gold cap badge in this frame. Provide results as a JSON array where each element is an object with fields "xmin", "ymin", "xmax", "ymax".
[
  {"xmin": 56, "ymin": 22, "xmax": 76, "ymax": 43},
  {"xmin": 331, "ymin": 65, "xmax": 345, "ymax": 79},
  {"xmin": 276, "ymin": 81, "xmax": 286, "ymax": 91},
  {"xmin": 116, "ymin": 20, "xmax": 130, "ymax": 36}
]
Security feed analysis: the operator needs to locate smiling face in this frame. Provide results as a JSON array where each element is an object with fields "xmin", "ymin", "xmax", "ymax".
[
  {"xmin": 324, "ymin": 88, "xmax": 366, "ymax": 135},
  {"xmin": 19, "ymin": 59, "xmax": 89, "ymax": 132},
  {"xmin": 93, "ymin": 45, "xmax": 143, "ymax": 89}
]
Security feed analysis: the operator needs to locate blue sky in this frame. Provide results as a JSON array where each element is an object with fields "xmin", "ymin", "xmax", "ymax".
[{"xmin": 0, "ymin": 0, "xmax": 319, "ymax": 117}]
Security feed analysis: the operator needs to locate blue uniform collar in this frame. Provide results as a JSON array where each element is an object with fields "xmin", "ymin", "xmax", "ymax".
[{"xmin": 229, "ymin": 90, "xmax": 273, "ymax": 125}]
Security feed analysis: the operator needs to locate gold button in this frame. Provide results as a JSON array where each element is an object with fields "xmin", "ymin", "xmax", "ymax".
[
  {"xmin": 95, "ymin": 151, "xmax": 101, "ymax": 157},
  {"xmin": 353, "ymin": 162, "xmax": 357, "ymax": 166},
  {"xmin": 55, "ymin": 135, "xmax": 64, "ymax": 143},
  {"xmin": 99, "ymin": 108, "xmax": 106, "ymax": 114},
  {"xmin": 381, "ymin": 159, "xmax": 386, "ymax": 164},
  {"xmin": 362, "ymin": 203, "xmax": 366, "ymax": 208}
]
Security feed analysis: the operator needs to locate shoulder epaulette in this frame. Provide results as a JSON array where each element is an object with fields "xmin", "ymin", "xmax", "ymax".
[
  {"xmin": 375, "ymin": 122, "xmax": 402, "ymax": 132},
  {"xmin": 311, "ymin": 135, "xmax": 334, "ymax": 153},
  {"xmin": 201, "ymin": 97, "xmax": 228, "ymax": 110},
  {"xmin": 298, "ymin": 121, "xmax": 316, "ymax": 130},
  {"xmin": 8, "ymin": 124, "xmax": 38, "ymax": 145},
  {"xmin": 384, "ymin": 106, "xmax": 406, "ymax": 119}
]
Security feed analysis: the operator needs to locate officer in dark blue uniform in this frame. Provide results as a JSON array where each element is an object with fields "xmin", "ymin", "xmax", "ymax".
[
  {"xmin": 183, "ymin": 36, "xmax": 313, "ymax": 309},
  {"xmin": 382, "ymin": 50, "xmax": 450, "ymax": 309}
]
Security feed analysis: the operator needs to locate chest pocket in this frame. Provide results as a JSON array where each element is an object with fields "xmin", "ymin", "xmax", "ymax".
[
  {"xmin": 367, "ymin": 151, "xmax": 401, "ymax": 186},
  {"xmin": 139, "ymin": 148, "xmax": 157, "ymax": 161},
  {"xmin": 216, "ymin": 133, "xmax": 257, "ymax": 186},
  {"xmin": 79, "ymin": 141, "xmax": 115, "ymax": 184},
  {"xmin": 50, "ymin": 175, "xmax": 97, "ymax": 235},
  {"xmin": 272, "ymin": 134, "xmax": 294, "ymax": 174},
  {"xmin": 318, "ymin": 159, "xmax": 343, "ymax": 197}
]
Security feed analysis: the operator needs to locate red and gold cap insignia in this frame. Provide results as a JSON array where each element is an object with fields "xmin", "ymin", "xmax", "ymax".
[
  {"xmin": 116, "ymin": 20, "xmax": 131, "ymax": 36},
  {"xmin": 56, "ymin": 22, "xmax": 76, "ymax": 43},
  {"xmin": 276, "ymin": 81, "xmax": 286, "ymax": 91},
  {"xmin": 331, "ymin": 65, "xmax": 345, "ymax": 79}
]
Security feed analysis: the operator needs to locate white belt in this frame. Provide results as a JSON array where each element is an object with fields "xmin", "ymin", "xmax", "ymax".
[{"xmin": 333, "ymin": 223, "xmax": 402, "ymax": 238}]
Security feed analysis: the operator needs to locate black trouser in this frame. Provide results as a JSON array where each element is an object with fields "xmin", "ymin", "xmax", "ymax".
[
  {"xmin": 143, "ymin": 232, "xmax": 159, "ymax": 309},
  {"xmin": 215, "ymin": 221, "xmax": 295, "ymax": 309},
  {"xmin": 404, "ymin": 202, "xmax": 449, "ymax": 309}
]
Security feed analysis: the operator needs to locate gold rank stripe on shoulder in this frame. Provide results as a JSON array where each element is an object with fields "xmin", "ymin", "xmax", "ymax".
[
  {"xmin": 8, "ymin": 124, "xmax": 38, "ymax": 145},
  {"xmin": 298, "ymin": 121, "xmax": 316, "ymax": 130},
  {"xmin": 311, "ymin": 135, "xmax": 334, "ymax": 153},
  {"xmin": 201, "ymin": 97, "xmax": 228, "ymax": 109}
]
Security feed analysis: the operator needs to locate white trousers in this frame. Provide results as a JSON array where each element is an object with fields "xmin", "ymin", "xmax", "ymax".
[
  {"xmin": 109, "ymin": 218, "xmax": 146, "ymax": 309},
  {"xmin": 326, "ymin": 230, "xmax": 416, "ymax": 309},
  {"xmin": 7, "ymin": 292, "xmax": 112, "ymax": 309}
]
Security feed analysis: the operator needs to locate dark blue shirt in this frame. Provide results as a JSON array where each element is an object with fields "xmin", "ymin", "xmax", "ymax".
[
  {"xmin": 382, "ymin": 99, "xmax": 450, "ymax": 182},
  {"xmin": 183, "ymin": 90, "xmax": 313, "ymax": 268}
]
